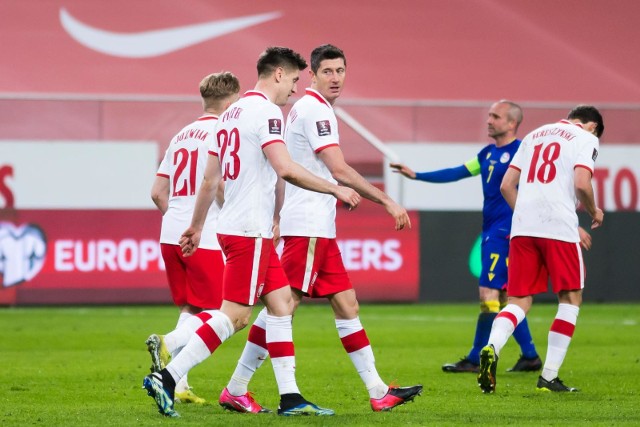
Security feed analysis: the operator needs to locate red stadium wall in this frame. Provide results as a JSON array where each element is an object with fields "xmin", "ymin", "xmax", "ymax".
[{"xmin": 2, "ymin": 0, "xmax": 639, "ymax": 102}]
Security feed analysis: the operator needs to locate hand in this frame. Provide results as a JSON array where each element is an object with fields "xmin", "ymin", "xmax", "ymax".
[
  {"xmin": 179, "ymin": 226, "xmax": 201, "ymax": 256},
  {"xmin": 334, "ymin": 186, "xmax": 361, "ymax": 210},
  {"xmin": 578, "ymin": 226, "xmax": 592, "ymax": 251},
  {"xmin": 591, "ymin": 207, "xmax": 604, "ymax": 229},
  {"xmin": 385, "ymin": 201, "xmax": 412, "ymax": 231},
  {"xmin": 389, "ymin": 162, "xmax": 416, "ymax": 179}
]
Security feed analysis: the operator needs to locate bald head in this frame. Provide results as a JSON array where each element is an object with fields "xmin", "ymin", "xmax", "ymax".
[
  {"xmin": 487, "ymin": 100, "xmax": 523, "ymax": 145},
  {"xmin": 497, "ymin": 100, "xmax": 523, "ymax": 131}
]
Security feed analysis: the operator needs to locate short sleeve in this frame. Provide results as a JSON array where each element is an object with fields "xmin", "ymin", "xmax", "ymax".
[
  {"xmin": 157, "ymin": 148, "xmax": 170, "ymax": 176},
  {"xmin": 575, "ymin": 134, "xmax": 599, "ymax": 173},
  {"xmin": 302, "ymin": 106, "xmax": 339, "ymax": 153},
  {"xmin": 510, "ymin": 137, "xmax": 528, "ymax": 171},
  {"xmin": 257, "ymin": 103, "xmax": 285, "ymax": 148}
]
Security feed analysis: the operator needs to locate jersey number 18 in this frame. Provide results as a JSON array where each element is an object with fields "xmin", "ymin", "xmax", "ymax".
[{"xmin": 527, "ymin": 142, "xmax": 560, "ymax": 184}]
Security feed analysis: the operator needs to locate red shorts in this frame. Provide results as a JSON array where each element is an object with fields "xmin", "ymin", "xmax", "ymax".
[
  {"xmin": 217, "ymin": 234, "xmax": 289, "ymax": 305},
  {"xmin": 280, "ymin": 236, "xmax": 352, "ymax": 298},
  {"xmin": 507, "ymin": 236, "xmax": 585, "ymax": 297},
  {"xmin": 161, "ymin": 243, "xmax": 223, "ymax": 309}
]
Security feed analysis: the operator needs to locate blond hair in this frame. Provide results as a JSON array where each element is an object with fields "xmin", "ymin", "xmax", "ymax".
[{"xmin": 199, "ymin": 72, "xmax": 240, "ymax": 111}]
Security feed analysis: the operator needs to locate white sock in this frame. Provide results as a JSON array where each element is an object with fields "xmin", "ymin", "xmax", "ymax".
[
  {"xmin": 542, "ymin": 303, "xmax": 579, "ymax": 381},
  {"xmin": 266, "ymin": 314, "xmax": 299, "ymax": 395},
  {"xmin": 164, "ymin": 312, "xmax": 210, "ymax": 353},
  {"xmin": 173, "ymin": 312, "xmax": 195, "ymax": 392},
  {"xmin": 227, "ymin": 308, "xmax": 269, "ymax": 396},
  {"xmin": 487, "ymin": 304, "xmax": 526, "ymax": 356},
  {"xmin": 175, "ymin": 375, "xmax": 190, "ymax": 393},
  {"xmin": 176, "ymin": 312, "xmax": 192, "ymax": 328},
  {"xmin": 336, "ymin": 317, "xmax": 387, "ymax": 399},
  {"xmin": 166, "ymin": 311, "xmax": 234, "ymax": 384}
]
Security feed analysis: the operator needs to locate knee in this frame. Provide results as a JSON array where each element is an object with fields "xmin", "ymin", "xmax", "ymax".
[
  {"xmin": 220, "ymin": 302, "xmax": 253, "ymax": 332},
  {"xmin": 260, "ymin": 286, "xmax": 297, "ymax": 317},
  {"xmin": 346, "ymin": 299, "xmax": 360, "ymax": 318},
  {"xmin": 333, "ymin": 293, "xmax": 359, "ymax": 319},
  {"xmin": 233, "ymin": 313, "xmax": 252, "ymax": 331}
]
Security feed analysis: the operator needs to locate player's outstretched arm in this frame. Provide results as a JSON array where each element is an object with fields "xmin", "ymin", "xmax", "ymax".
[
  {"xmin": 389, "ymin": 162, "xmax": 416, "ymax": 179},
  {"xmin": 321, "ymin": 147, "xmax": 410, "ymax": 230},
  {"xmin": 390, "ymin": 162, "xmax": 473, "ymax": 183},
  {"xmin": 180, "ymin": 154, "xmax": 222, "ymax": 256},
  {"xmin": 264, "ymin": 142, "xmax": 361, "ymax": 209}
]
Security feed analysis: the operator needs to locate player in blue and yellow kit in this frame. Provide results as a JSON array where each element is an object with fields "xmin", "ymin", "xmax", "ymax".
[{"xmin": 391, "ymin": 100, "xmax": 542, "ymax": 373}]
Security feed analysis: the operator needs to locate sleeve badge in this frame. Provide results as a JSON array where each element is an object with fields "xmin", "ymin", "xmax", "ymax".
[
  {"xmin": 316, "ymin": 120, "xmax": 331, "ymax": 136},
  {"xmin": 268, "ymin": 118, "xmax": 282, "ymax": 135}
]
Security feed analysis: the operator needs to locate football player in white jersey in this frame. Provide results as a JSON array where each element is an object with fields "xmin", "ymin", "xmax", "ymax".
[
  {"xmin": 142, "ymin": 47, "xmax": 360, "ymax": 418},
  {"xmin": 221, "ymin": 44, "xmax": 422, "ymax": 413},
  {"xmin": 148, "ymin": 72, "xmax": 240, "ymax": 404},
  {"xmin": 477, "ymin": 105, "xmax": 604, "ymax": 394}
]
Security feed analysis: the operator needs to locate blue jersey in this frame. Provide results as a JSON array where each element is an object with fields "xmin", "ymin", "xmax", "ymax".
[
  {"xmin": 412, "ymin": 140, "xmax": 520, "ymax": 288},
  {"xmin": 467, "ymin": 139, "xmax": 521, "ymax": 237}
]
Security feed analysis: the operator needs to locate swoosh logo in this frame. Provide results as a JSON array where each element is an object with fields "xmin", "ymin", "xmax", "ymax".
[{"xmin": 59, "ymin": 8, "xmax": 282, "ymax": 58}]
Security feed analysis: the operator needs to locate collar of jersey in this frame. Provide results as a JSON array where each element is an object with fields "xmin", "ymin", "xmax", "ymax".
[
  {"xmin": 244, "ymin": 90, "xmax": 268, "ymax": 100},
  {"xmin": 305, "ymin": 88, "xmax": 331, "ymax": 108},
  {"xmin": 558, "ymin": 119, "xmax": 584, "ymax": 129},
  {"xmin": 197, "ymin": 114, "xmax": 219, "ymax": 121}
]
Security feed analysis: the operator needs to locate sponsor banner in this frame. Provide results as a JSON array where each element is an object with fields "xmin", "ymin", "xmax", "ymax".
[
  {"xmin": 386, "ymin": 143, "xmax": 640, "ymax": 212},
  {"xmin": 0, "ymin": 210, "xmax": 164, "ymax": 293},
  {"xmin": 0, "ymin": 206, "xmax": 419, "ymax": 304},
  {"xmin": 0, "ymin": 141, "xmax": 157, "ymax": 209},
  {"xmin": 336, "ymin": 202, "xmax": 420, "ymax": 301}
]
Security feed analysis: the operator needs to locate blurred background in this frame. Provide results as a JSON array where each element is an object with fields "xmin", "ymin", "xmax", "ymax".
[{"xmin": 1, "ymin": 0, "xmax": 638, "ymax": 305}]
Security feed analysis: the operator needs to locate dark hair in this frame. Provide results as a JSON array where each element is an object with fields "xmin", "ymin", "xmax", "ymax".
[
  {"xmin": 310, "ymin": 44, "xmax": 346, "ymax": 73},
  {"xmin": 256, "ymin": 46, "xmax": 307, "ymax": 77},
  {"xmin": 568, "ymin": 105, "xmax": 604, "ymax": 138}
]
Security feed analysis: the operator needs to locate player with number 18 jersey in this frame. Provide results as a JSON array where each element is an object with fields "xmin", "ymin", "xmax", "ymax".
[{"xmin": 509, "ymin": 119, "xmax": 599, "ymax": 243}]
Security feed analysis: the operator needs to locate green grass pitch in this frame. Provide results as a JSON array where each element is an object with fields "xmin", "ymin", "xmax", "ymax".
[{"xmin": 1, "ymin": 303, "xmax": 638, "ymax": 426}]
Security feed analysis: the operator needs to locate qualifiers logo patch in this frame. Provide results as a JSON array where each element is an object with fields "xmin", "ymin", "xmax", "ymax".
[
  {"xmin": 0, "ymin": 222, "xmax": 47, "ymax": 287},
  {"xmin": 592, "ymin": 148, "xmax": 599, "ymax": 161},
  {"xmin": 268, "ymin": 118, "xmax": 282, "ymax": 135},
  {"xmin": 316, "ymin": 120, "xmax": 331, "ymax": 136}
]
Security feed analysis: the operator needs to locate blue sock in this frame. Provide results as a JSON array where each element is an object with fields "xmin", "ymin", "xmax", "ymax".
[
  {"xmin": 467, "ymin": 312, "xmax": 496, "ymax": 365},
  {"xmin": 512, "ymin": 317, "xmax": 538, "ymax": 359}
]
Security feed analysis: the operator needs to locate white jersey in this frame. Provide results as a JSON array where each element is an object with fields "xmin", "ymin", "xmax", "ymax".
[
  {"xmin": 157, "ymin": 114, "xmax": 220, "ymax": 249},
  {"xmin": 213, "ymin": 91, "xmax": 283, "ymax": 238},
  {"xmin": 510, "ymin": 119, "xmax": 599, "ymax": 242},
  {"xmin": 280, "ymin": 89, "xmax": 339, "ymax": 238}
]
